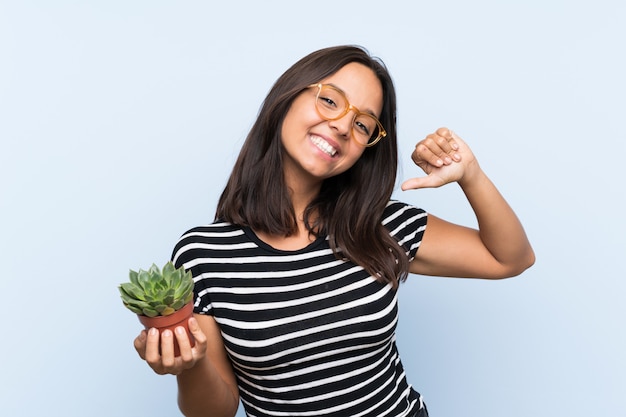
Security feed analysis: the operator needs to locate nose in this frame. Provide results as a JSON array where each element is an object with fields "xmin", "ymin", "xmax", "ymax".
[{"xmin": 328, "ymin": 112, "xmax": 354, "ymax": 140}]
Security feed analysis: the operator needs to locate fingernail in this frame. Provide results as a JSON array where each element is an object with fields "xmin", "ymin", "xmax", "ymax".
[
  {"xmin": 149, "ymin": 328, "xmax": 158, "ymax": 336},
  {"xmin": 436, "ymin": 159, "xmax": 443, "ymax": 166},
  {"xmin": 175, "ymin": 326, "xmax": 185, "ymax": 335}
]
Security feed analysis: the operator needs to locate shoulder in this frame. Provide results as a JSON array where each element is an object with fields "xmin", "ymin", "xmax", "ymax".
[
  {"xmin": 382, "ymin": 200, "xmax": 427, "ymax": 232},
  {"xmin": 382, "ymin": 201, "xmax": 428, "ymax": 259},
  {"xmin": 171, "ymin": 221, "xmax": 250, "ymax": 268}
]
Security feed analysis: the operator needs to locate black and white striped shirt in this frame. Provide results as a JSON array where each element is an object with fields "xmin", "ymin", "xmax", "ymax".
[{"xmin": 172, "ymin": 201, "xmax": 428, "ymax": 417}]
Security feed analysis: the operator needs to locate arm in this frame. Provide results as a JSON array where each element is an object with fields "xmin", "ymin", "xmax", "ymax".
[
  {"xmin": 134, "ymin": 314, "xmax": 240, "ymax": 417},
  {"xmin": 402, "ymin": 128, "xmax": 535, "ymax": 279}
]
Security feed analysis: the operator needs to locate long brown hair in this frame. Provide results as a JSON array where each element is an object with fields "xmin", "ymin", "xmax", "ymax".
[{"xmin": 216, "ymin": 45, "xmax": 409, "ymax": 287}]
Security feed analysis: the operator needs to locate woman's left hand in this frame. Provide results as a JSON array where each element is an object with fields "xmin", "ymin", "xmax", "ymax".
[{"xmin": 401, "ymin": 127, "xmax": 479, "ymax": 190}]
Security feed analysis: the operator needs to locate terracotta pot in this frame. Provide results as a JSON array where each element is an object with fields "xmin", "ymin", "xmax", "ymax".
[{"xmin": 137, "ymin": 301, "xmax": 195, "ymax": 357}]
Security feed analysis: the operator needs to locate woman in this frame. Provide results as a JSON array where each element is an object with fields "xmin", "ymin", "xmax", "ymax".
[{"xmin": 134, "ymin": 45, "xmax": 535, "ymax": 417}]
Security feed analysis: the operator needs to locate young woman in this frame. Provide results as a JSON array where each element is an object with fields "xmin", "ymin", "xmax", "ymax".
[{"xmin": 134, "ymin": 45, "xmax": 535, "ymax": 417}]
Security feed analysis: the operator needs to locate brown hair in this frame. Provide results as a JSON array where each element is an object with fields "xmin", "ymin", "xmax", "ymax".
[{"xmin": 216, "ymin": 45, "xmax": 409, "ymax": 287}]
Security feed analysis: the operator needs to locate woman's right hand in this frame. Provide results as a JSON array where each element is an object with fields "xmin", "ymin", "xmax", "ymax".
[{"xmin": 134, "ymin": 316, "xmax": 208, "ymax": 375}]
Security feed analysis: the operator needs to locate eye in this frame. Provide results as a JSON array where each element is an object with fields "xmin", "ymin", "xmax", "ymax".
[
  {"xmin": 354, "ymin": 120, "xmax": 371, "ymax": 136},
  {"xmin": 318, "ymin": 95, "xmax": 338, "ymax": 109}
]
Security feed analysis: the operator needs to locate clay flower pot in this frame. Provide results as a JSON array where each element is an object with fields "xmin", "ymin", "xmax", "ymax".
[{"xmin": 137, "ymin": 301, "xmax": 195, "ymax": 357}]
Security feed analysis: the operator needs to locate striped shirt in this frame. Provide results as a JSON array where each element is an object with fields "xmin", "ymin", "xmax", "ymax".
[{"xmin": 172, "ymin": 200, "xmax": 428, "ymax": 417}]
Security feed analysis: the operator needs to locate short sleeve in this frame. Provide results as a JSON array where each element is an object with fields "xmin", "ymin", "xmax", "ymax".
[
  {"xmin": 171, "ymin": 227, "xmax": 214, "ymax": 316},
  {"xmin": 382, "ymin": 200, "xmax": 428, "ymax": 262}
]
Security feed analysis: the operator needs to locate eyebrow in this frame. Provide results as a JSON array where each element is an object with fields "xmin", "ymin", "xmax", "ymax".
[{"xmin": 326, "ymin": 83, "xmax": 379, "ymax": 118}]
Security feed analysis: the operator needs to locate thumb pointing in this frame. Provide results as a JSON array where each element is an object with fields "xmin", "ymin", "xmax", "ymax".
[{"xmin": 402, "ymin": 173, "xmax": 447, "ymax": 190}]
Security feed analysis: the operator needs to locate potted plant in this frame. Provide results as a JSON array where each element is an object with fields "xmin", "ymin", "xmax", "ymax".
[{"xmin": 119, "ymin": 261, "xmax": 195, "ymax": 356}]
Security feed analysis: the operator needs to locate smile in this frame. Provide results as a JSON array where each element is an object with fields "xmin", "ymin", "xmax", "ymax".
[{"xmin": 310, "ymin": 135, "xmax": 337, "ymax": 157}]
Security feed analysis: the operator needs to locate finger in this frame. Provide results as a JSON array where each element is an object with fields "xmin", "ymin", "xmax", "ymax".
[
  {"xmin": 144, "ymin": 327, "xmax": 162, "ymax": 364},
  {"xmin": 412, "ymin": 142, "xmax": 446, "ymax": 168},
  {"xmin": 449, "ymin": 129, "xmax": 461, "ymax": 147},
  {"xmin": 160, "ymin": 329, "xmax": 177, "ymax": 369},
  {"xmin": 423, "ymin": 135, "xmax": 450, "ymax": 159},
  {"xmin": 428, "ymin": 130, "xmax": 460, "ymax": 162},
  {"xmin": 174, "ymin": 326, "xmax": 194, "ymax": 364},
  {"xmin": 134, "ymin": 330, "xmax": 148, "ymax": 359},
  {"xmin": 431, "ymin": 132, "xmax": 454, "ymax": 154},
  {"xmin": 442, "ymin": 128, "xmax": 462, "ymax": 160},
  {"xmin": 435, "ymin": 127, "xmax": 452, "ymax": 139},
  {"xmin": 188, "ymin": 317, "xmax": 207, "ymax": 344}
]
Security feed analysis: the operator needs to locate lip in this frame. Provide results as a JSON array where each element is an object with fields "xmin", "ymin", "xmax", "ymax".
[{"xmin": 309, "ymin": 133, "xmax": 341, "ymax": 158}]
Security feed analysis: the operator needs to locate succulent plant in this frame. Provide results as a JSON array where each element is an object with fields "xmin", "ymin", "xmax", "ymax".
[{"xmin": 119, "ymin": 261, "xmax": 194, "ymax": 317}]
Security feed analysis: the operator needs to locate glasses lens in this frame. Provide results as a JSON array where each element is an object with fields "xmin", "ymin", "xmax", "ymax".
[
  {"xmin": 354, "ymin": 114, "xmax": 380, "ymax": 145},
  {"xmin": 316, "ymin": 86, "xmax": 347, "ymax": 119}
]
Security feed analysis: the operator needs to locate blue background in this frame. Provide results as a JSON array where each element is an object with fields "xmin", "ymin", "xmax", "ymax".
[{"xmin": 1, "ymin": 1, "xmax": 624, "ymax": 416}]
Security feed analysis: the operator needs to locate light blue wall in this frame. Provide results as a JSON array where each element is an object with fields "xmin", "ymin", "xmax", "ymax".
[{"xmin": 1, "ymin": 1, "xmax": 624, "ymax": 416}]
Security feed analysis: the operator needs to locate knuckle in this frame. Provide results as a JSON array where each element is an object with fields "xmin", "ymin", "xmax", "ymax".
[
  {"xmin": 161, "ymin": 355, "xmax": 176, "ymax": 369},
  {"xmin": 152, "ymin": 365, "xmax": 167, "ymax": 375},
  {"xmin": 180, "ymin": 354, "xmax": 195, "ymax": 369},
  {"xmin": 145, "ymin": 354, "xmax": 160, "ymax": 367},
  {"xmin": 194, "ymin": 332, "xmax": 207, "ymax": 344},
  {"xmin": 416, "ymin": 143, "xmax": 429, "ymax": 153},
  {"xmin": 134, "ymin": 343, "xmax": 144, "ymax": 357}
]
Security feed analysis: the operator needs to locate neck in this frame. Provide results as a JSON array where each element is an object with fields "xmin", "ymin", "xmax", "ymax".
[{"xmin": 284, "ymin": 172, "xmax": 322, "ymax": 224}]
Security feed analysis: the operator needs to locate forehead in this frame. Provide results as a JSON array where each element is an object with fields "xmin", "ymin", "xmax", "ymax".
[{"xmin": 320, "ymin": 62, "xmax": 383, "ymax": 116}]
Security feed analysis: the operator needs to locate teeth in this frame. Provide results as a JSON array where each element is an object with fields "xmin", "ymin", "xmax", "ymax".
[{"xmin": 311, "ymin": 136, "xmax": 337, "ymax": 156}]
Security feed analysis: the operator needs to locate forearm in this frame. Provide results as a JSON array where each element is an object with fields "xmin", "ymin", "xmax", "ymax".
[
  {"xmin": 459, "ymin": 167, "xmax": 535, "ymax": 274},
  {"xmin": 176, "ymin": 357, "xmax": 239, "ymax": 417}
]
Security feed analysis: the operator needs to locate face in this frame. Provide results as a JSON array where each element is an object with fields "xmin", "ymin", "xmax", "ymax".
[{"xmin": 280, "ymin": 62, "xmax": 384, "ymax": 188}]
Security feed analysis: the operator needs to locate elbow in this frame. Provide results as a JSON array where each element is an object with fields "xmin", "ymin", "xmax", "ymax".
[
  {"xmin": 526, "ymin": 248, "xmax": 537, "ymax": 269},
  {"xmin": 495, "ymin": 248, "xmax": 536, "ymax": 280},
  {"xmin": 520, "ymin": 247, "xmax": 537, "ymax": 274}
]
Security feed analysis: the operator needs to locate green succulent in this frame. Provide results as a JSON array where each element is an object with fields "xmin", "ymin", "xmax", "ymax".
[{"xmin": 118, "ymin": 261, "xmax": 194, "ymax": 317}]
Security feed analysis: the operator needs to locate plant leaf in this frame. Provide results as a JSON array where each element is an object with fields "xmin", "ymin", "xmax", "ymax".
[
  {"xmin": 122, "ymin": 303, "xmax": 144, "ymax": 315},
  {"xmin": 119, "ymin": 283, "xmax": 147, "ymax": 301},
  {"xmin": 160, "ymin": 306, "xmax": 175, "ymax": 316},
  {"xmin": 142, "ymin": 307, "xmax": 159, "ymax": 317},
  {"xmin": 129, "ymin": 269, "xmax": 139, "ymax": 285}
]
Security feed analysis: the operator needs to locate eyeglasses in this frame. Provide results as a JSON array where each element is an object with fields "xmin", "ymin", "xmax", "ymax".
[{"xmin": 308, "ymin": 83, "xmax": 387, "ymax": 147}]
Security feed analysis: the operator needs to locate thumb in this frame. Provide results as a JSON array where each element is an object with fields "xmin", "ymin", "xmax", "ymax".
[
  {"xmin": 401, "ymin": 175, "xmax": 445, "ymax": 191},
  {"xmin": 186, "ymin": 316, "xmax": 208, "ymax": 351},
  {"xmin": 188, "ymin": 317, "xmax": 205, "ymax": 339}
]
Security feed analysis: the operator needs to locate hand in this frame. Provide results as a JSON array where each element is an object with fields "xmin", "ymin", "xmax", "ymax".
[
  {"xmin": 401, "ymin": 127, "xmax": 479, "ymax": 190},
  {"xmin": 134, "ymin": 316, "xmax": 208, "ymax": 375}
]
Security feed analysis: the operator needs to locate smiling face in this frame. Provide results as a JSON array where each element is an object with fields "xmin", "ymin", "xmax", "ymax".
[{"xmin": 280, "ymin": 62, "xmax": 384, "ymax": 190}]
